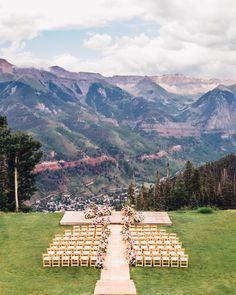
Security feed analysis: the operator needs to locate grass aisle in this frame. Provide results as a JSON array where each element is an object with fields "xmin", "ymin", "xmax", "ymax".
[
  {"xmin": 0, "ymin": 213, "xmax": 100, "ymax": 295},
  {"xmin": 130, "ymin": 210, "xmax": 236, "ymax": 295}
]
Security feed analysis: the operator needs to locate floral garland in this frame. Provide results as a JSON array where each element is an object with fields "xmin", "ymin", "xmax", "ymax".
[
  {"xmin": 121, "ymin": 205, "xmax": 145, "ymax": 266},
  {"xmin": 95, "ymin": 226, "xmax": 110, "ymax": 269},
  {"xmin": 84, "ymin": 204, "xmax": 112, "ymax": 219},
  {"xmin": 92, "ymin": 216, "xmax": 111, "ymax": 229}
]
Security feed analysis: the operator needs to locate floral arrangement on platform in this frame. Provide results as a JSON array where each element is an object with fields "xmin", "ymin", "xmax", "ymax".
[
  {"xmin": 84, "ymin": 204, "xmax": 112, "ymax": 219},
  {"xmin": 134, "ymin": 211, "xmax": 144, "ymax": 223},
  {"xmin": 121, "ymin": 205, "xmax": 144, "ymax": 225}
]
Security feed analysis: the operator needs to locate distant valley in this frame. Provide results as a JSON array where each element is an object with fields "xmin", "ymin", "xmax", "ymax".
[{"xmin": 0, "ymin": 58, "xmax": 236, "ymax": 199}]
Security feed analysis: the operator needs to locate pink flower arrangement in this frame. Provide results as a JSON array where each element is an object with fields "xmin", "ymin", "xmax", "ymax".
[{"xmin": 84, "ymin": 204, "xmax": 112, "ymax": 219}]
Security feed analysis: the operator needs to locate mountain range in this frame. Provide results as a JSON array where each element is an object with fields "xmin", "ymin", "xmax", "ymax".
[{"xmin": 0, "ymin": 58, "xmax": 236, "ymax": 198}]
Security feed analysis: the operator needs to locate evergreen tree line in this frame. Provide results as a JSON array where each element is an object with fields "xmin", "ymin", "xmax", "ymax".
[
  {"xmin": 128, "ymin": 155, "xmax": 236, "ymax": 211},
  {"xmin": 0, "ymin": 116, "xmax": 42, "ymax": 211}
]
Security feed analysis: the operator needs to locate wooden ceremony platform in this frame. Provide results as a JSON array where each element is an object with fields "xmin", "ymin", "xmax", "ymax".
[{"xmin": 60, "ymin": 211, "xmax": 172, "ymax": 226}]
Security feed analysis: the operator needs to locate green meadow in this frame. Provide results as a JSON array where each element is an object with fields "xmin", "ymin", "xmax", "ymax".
[{"xmin": 0, "ymin": 210, "xmax": 235, "ymax": 295}]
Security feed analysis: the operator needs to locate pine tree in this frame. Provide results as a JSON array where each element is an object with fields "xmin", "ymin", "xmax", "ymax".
[
  {"xmin": 154, "ymin": 171, "xmax": 163, "ymax": 210},
  {"xmin": 183, "ymin": 160, "xmax": 194, "ymax": 198},
  {"xmin": 190, "ymin": 169, "xmax": 201, "ymax": 208},
  {"xmin": 0, "ymin": 116, "xmax": 42, "ymax": 211},
  {"xmin": 201, "ymin": 164, "xmax": 215, "ymax": 206},
  {"xmin": 148, "ymin": 184, "xmax": 154, "ymax": 210},
  {"xmin": 0, "ymin": 116, "xmax": 10, "ymax": 210},
  {"xmin": 221, "ymin": 173, "xmax": 234, "ymax": 208},
  {"xmin": 136, "ymin": 190, "xmax": 141, "ymax": 210},
  {"xmin": 162, "ymin": 162, "xmax": 172, "ymax": 210},
  {"xmin": 163, "ymin": 177, "xmax": 172, "ymax": 210},
  {"xmin": 128, "ymin": 181, "xmax": 135, "ymax": 206},
  {"xmin": 169, "ymin": 175, "xmax": 188, "ymax": 210},
  {"xmin": 139, "ymin": 184, "xmax": 145, "ymax": 210},
  {"xmin": 0, "ymin": 154, "xmax": 9, "ymax": 210}
]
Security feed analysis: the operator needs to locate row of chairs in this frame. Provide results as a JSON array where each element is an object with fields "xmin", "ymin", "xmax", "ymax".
[
  {"xmin": 47, "ymin": 249, "xmax": 98, "ymax": 256},
  {"xmin": 132, "ymin": 239, "xmax": 181, "ymax": 246},
  {"xmin": 135, "ymin": 254, "xmax": 188, "ymax": 268},
  {"xmin": 133, "ymin": 248, "xmax": 185, "ymax": 256},
  {"xmin": 130, "ymin": 234, "xmax": 175, "ymax": 239},
  {"xmin": 43, "ymin": 253, "xmax": 97, "ymax": 267},
  {"xmin": 129, "ymin": 226, "xmax": 167, "ymax": 232},
  {"xmin": 50, "ymin": 239, "xmax": 101, "ymax": 247}
]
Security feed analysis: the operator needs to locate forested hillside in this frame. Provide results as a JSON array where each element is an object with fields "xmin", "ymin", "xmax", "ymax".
[{"xmin": 129, "ymin": 154, "xmax": 236, "ymax": 210}]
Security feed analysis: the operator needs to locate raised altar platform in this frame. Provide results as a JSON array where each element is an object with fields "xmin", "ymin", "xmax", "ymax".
[{"xmin": 60, "ymin": 211, "xmax": 172, "ymax": 226}]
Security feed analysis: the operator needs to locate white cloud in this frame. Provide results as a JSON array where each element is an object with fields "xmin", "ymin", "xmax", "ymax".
[
  {"xmin": 0, "ymin": 0, "xmax": 236, "ymax": 78},
  {"xmin": 0, "ymin": 0, "xmax": 145, "ymax": 44},
  {"xmin": 84, "ymin": 34, "xmax": 112, "ymax": 52}
]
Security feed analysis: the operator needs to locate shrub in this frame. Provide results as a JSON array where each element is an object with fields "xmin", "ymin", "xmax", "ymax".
[
  {"xmin": 197, "ymin": 207, "xmax": 214, "ymax": 214},
  {"xmin": 21, "ymin": 204, "xmax": 33, "ymax": 213}
]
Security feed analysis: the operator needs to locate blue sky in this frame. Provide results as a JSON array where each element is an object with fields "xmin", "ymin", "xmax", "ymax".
[
  {"xmin": 0, "ymin": 0, "xmax": 236, "ymax": 78},
  {"xmin": 24, "ymin": 18, "xmax": 159, "ymax": 60}
]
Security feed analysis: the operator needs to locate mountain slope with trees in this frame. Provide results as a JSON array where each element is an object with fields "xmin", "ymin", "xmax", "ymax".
[
  {"xmin": 0, "ymin": 59, "xmax": 236, "ymax": 198},
  {"xmin": 129, "ymin": 154, "xmax": 236, "ymax": 210}
]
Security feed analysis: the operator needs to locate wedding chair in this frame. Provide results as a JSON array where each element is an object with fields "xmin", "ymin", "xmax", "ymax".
[
  {"xmin": 61, "ymin": 255, "xmax": 70, "ymax": 267},
  {"xmin": 80, "ymin": 255, "xmax": 89, "ymax": 266},
  {"xmin": 51, "ymin": 255, "xmax": 60, "ymax": 267},
  {"xmin": 180, "ymin": 255, "xmax": 188, "ymax": 268},
  {"xmin": 136, "ymin": 255, "xmax": 143, "ymax": 267},
  {"xmin": 42, "ymin": 254, "xmax": 51, "ymax": 267},
  {"xmin": 90, "ymin": 256, "xmax": 97, "ymax": 267},
  {"xmin": 71, "ymin": 255, "xmax": 80, "ymax": 267},
  {"xmin": 162, "ymin": 255, "xmax": 170, "ymax": 267},
  {"xmin": 153, "ymin": 254, "xmax": 161, "ymax": 267},
  {"xmin": 171, "ymin": 256, "xmax": 179, "ymax": 268},
  {"xmin": 144, "ymin": 255, "xmax": 152, "ymax": 267}
]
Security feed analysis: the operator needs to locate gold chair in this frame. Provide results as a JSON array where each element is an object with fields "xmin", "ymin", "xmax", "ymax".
[
  {"xmin": 42, "ymin": 254, "xmax": 51, "ymax": 267},
  {"xmin": 162, "ymin": 256, "xmax": 170, "ymax": 267},
  {"xmin": 180, "ymin": 255, "xmax": 188, "ymax": 268},
  {"xmin": 153, "ymin": 254, "xmax": 161, "ymax": 267},
  {"xmin": 90, "ymin": 256, "xmax": 97, "ymax": 267},
  {"xmin": 171, "ymin": 256, "xmax": 179, "ymax": 268},
  {"xmin": 80, "ymin": 255, "xmax": 89, "ymax": 267},
  {"xmin": 71, "ymin": 255, "xmax": 80, "ymax": 267},
  {"xmin": 144, "ymin": 255, "xmax": 152, "ymax": 267},
  {"xmin": 136, "ymin": 255, "xmax": 143, "ymax": 267},
  {"xmin": 51, "ymin": 255, "xmax": 60, "ymax": 267}
]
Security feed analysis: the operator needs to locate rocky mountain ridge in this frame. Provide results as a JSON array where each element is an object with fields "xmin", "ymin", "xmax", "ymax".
[{"xmin": 0, "ymin": 58, "xmax": 236, "ymax": 198}]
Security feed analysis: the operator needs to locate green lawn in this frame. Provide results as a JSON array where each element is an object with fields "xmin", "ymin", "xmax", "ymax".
[
  {"xmin": 131, "ymin": 210, "xmax": 236, "ymax": 295},
  {"xmin": 0, "ymin": 211, "xmax": 235, "ymax": 295},
  {"xmin": 0, "ymin": 213, "xmax": 100, "ymax": 295}
]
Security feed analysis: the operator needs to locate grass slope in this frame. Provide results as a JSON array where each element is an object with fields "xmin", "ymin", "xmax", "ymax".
[
  {"xmin": 0, "ymin": 211, "xmax": 235, "ymax": 295},
  {"xmin": 0, "ymin": 213, "xmax": 100, "ymax": 295},
  {"xmin": 131, "ymin": 210, "xmax": 236, "ymax": 295}
]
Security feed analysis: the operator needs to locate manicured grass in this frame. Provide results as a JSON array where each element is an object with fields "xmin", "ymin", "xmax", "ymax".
[
  {"xmin": 130, "ymin": 210, "xmax": 236, "ymax": 295},
  {"xmin": 0, "ymin": 211, "xmax": 235, "ymax": 295},
  {"xmin": 0, "ymin": 213, "xmax": 100, "ymax": 295}
]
